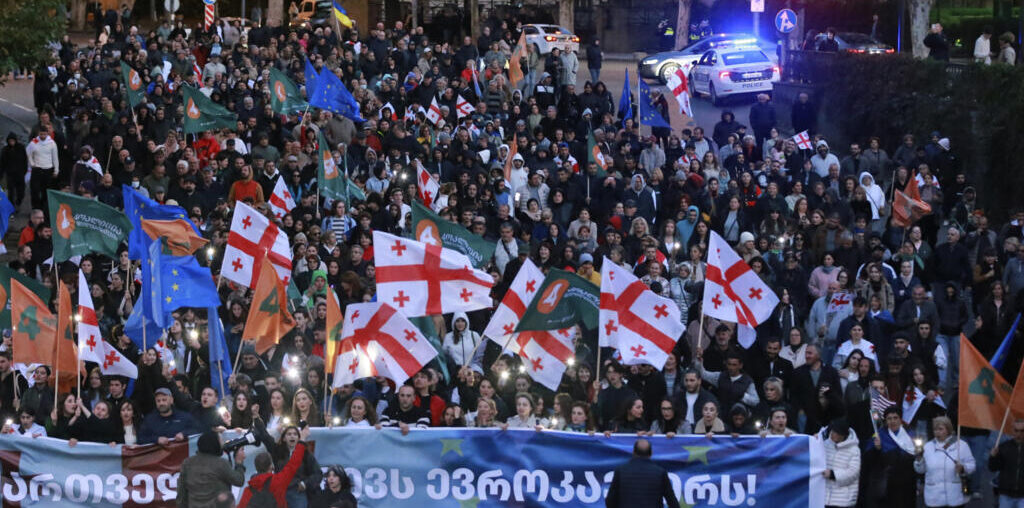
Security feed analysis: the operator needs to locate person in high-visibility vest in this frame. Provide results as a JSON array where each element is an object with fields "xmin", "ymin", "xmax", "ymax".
[{"xmin": 658, "ymin": 19, "xmax": 675, "ymax": 51}]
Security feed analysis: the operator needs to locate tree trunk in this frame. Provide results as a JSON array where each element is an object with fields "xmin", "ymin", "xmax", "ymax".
[
  {"xmin": 71, "ymin": 0, "xmax": 87, "ymax": 30},
  {"xmin": 267, "ymin": 0, "xmax": 284, "ymax": 27},
  {"xmin": 411, "ymin": 0, "xmax": 418, "ymax": 28},
  {"xmin": 558, "ymin": 0, "xmax": 573, "ymax": 32},
  {"xmin": 908, "ymin": 0, "xmax": 934, "ymax": 58},
  {"xmin": 467, "ymin": 0, "xmax": 478, "ymax": 40},
  {"xmin": 675, "ymin": 0, "xmax": 692, "ymax": 50}
]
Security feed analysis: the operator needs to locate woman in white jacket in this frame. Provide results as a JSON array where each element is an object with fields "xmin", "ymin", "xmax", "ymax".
[
  {"xmin": 822, "ymin": 419, "xmax": 860, "ymax": 508},
  {"xmin": 441, "ymin": 312, "xmax": 483, "ymax": 369},
  {"xmin": 913, "ymin": 416, "xmax": 976, "ymax": 507}
]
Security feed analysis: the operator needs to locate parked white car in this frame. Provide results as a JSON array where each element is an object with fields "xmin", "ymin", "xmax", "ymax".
[
  {"xmin": 689, "ymin": 48, "xmax": 780, "ymax": 105},
  {"xmin": 523, "ymin": 24, "xmax": 580, "ymax": 55}
]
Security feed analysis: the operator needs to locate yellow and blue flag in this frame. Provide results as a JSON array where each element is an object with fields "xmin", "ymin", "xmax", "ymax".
[
  {"xmin": 638, "ymin": 78, "xmax": 672, "ymax": 129},
  {"xmin": 333, "ymin": 1, "xmax": 353, "ymax": 29}
]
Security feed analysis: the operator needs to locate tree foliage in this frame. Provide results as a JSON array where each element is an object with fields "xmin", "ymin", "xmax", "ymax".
[
  {"xmin": 0, "ymin": 0, "xmax": 66, "ymax": 81},
  {"xmin": 809, "ymin": 53, "xmax": 1024, "ymax": 220}
]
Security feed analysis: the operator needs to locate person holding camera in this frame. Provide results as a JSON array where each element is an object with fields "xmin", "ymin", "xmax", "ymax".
[
  {"xmin": 238, "ymin": 425, "xmax": 312, "ymax": 508},
  {"xmin": 177, "ymin": 430, "xmax": 246, "ymax": 508}
]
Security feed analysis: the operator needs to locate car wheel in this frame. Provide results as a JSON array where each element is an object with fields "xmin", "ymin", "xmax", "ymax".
[
  {"xmin": 688, "ymin": 73, "xmax": 698, "ymax": 97},
  {"xmin": 710, "ymin": 82, "xmax": 721, "ymax": 107},
  {"xmin": 659, "ymin": 63, "xmax": 679, "ymax": 84}
]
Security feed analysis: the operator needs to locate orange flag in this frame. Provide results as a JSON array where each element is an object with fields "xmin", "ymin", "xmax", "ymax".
[
  {"xmin": 508, "ymin": 32, "xmax": 526, "ymax": 87},
  {"xmin": 325, "ymin": 288, "xmax": 343, "ymax": 374},
  {"xmin": 1006, "ymin": 358, "xmax": 1024, "ymax": 426},
  {"xmin": 54, "ymin": 282, "xmax": 82, "ymax": 390},
  {"xmin": 141, "ymin": 218, "xmax": 209, "ymax": 256},
  {"xmin": 503, "ymin": 134, "xmax": 518, "ymax": 181},
  {"xmin": 242, "ymin": 258, "xmax": 295, "ymax": 354},
  {"xmin": 892, "ymin": 172, "xmax": 933, "ymax": 228},
  {"xmin": 959, "ymin": 334, "xmax": 1022, "ymax": 432},
  {"xmin": 11, "ymin": 279, "xmax": 58, "ymax": 366}
]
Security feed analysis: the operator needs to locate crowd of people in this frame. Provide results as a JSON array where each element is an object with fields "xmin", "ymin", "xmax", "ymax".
[{"xmin": 1, "ymin": 6, "xmax": 1024, "ymax": 508}]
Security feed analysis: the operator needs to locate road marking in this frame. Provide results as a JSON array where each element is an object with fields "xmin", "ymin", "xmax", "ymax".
[{"xmin": 0, "ymin": 97, "xmax": 33, "ymax": 113}]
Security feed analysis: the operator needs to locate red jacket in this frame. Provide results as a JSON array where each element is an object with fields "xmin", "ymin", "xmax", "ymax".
[
  {"xmin": 414, "ymin": 393, "xmax": 445, "ymax": 427},
  {"xmin": 237, "ymin": 442, "xmax": 306, "ymax": 508}
]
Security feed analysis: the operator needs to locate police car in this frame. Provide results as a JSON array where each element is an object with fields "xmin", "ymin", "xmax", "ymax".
[
  {"xmin": 689, "ymin": 48, "xmax": 780, "ymax": 106},
  {"xmin": 523, "ymin": 24, "xmax": 580, "ymax": 55},
  {"xmin": 638, "ymin": 34, "xmax": 775, "ymax": 84}
]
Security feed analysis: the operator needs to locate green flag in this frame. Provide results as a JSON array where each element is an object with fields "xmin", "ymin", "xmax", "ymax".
[
  {"xmin": 269, "ymin": 67, "xmax": 309, "ymax": 115},
  {"xmin": 0, "ymin": 266, "xmax": 51, "ymax": 329},
  {"xmin": 182, "ymin": 85, "xmax": 238, "ymax": 134},
  {"xmin": 317, "ymin": 129, "xmax": 365, "ymax": 202},
  {"xmin": 120, "ymin": 61, "xmax": 145, "ymax": 108},
  {"xmin": 47, "ymin": 189, "xmax": 133, "ymax": 262},
  {"xmin": 587, "ymin": 129, "xmax": 608, "ymax": 178},
  {"xmin": 515, "ymin": 269, "xmax": 600, "ymax": 332},
  {"xmin": 411, "ymin": 200, "xmax": 494, "ymax": 269}
]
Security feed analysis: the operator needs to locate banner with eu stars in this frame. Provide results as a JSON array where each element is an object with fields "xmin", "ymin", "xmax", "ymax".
[{"xmin": 304, "ymin": 428, "xmax": 825, "ymax": 507}]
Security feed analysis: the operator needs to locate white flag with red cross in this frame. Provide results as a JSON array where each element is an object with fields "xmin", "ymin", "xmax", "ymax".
[
  {"xmin": 331, "ymin": 301, "xmax": 438, "ymax": 388},
  {"xmin": 426, "ymin": 97, "xmax": 444, "ymax": 125},
  {"xmin": 373, "ymin": 231, "xmax": 494, "ymax": 317},
  {"xmin": 268, "ymin": 177, "xmax": 296, "ymax": 220},
  {"xmin": 223, "ymin": 201, "xmax": 293, "ymax": 288},
  {"xmin": 599, "ymin": 259, "xmax": 683, "ymax": 369},
  {"xmin": 703, "ymin": 231, "xmax": 779, "ymax": 348},
  {"xmin": 792, "ymin": 130, "xmax": 813, "ymax": 150},
  {"xmin": 456, "ymin": 94, "xmax": 474, "ymax": 119},
  {"xmin": 416, "ymin": 160, "xmax": 440, "ymax": 210},
  {"xmin": 665, "ymin": 67, "xmax": 694, "ymax": 118},
  {"xmin": 78, "ymin": 270, "xmax": 137, "ymax": 379}
]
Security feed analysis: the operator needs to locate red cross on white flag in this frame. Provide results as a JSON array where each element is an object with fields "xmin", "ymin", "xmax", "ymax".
[
  {"xmin": 665, "ymin": 68, "xmax": 694, "ymax": 118},
  {"xmin": 703, "ymin": 231, "xmax": 779, "ymax": 348},
  {"xmin": 599, "ymin": 258, "xmax": 684, "ymax": 369},
  {"xmin": 268, "ymin": 176, "xmax": 296, "ymax": 220},
  {"xmin": 455, "ymin": 94, "xmax": 474, "ymax": 119},
  {"xmin": 78, "ymin": 270, "xmax": 137, "ymax": 379},
  {"xmin": 426, "ymin": 97, "xmax": 444, "ymax": 125},
  {"xmin": 416, "ymin": 160, "xmax": 440, "ymax": 210},
  {"xmin": 373, "ymin": 231, "xmax": 494, "ymax": 317},
  {"xmin": 223, "ymin": 201, "xmax": 293, "ymax": 288},
  {"xmin": 792, "ymin": 130, "xmax": 813, "ymax": 150},
  {"xmin": 331, "ymin": 301, "xmax": 438, "ymax": 387}
]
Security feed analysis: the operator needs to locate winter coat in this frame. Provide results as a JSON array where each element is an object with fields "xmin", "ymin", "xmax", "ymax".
[
  {"xmin": 823, "ymin": 433, "xmax": 861, "ymax": 507},
  {"xmin": 914, "ymin": 437, "xmax": 975, "ymax": 507}
]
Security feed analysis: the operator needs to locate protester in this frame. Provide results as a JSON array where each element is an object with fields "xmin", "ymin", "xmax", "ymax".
[
  {"xmin": 177, "ymin": 430, "xmax": 247, "ymax": 507},
  {"xmin": 605, "ymin": 439, "xmax": 679, "ymax": 507}
]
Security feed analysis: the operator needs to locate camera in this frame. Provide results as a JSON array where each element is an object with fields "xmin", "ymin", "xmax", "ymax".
[{"xmin": 222, "ymin": 429, "xmax": 257, "ymax": 453}]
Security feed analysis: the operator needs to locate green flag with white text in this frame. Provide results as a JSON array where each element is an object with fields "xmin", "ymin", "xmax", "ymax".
[
  {"xmin": 47, "ymin": 189, "xmax": 133, "ymax": 262},
  {"xmin": 181, "ymin": 85, "xmax": 238, "ymax": 134},
  {"xmin": 317, "ymin": 129, "xmax": 365, "ymax": 202},
  {"xmin": 411, "ymin": 200, "xmax": 494, "ymax": 269},
  {"xmin": 120, "ymin": 61, "xmax": 145, "ymax": 108},
  {"xmin": 515, "ymin": 269, "xmax": 600, "ymax": 332},
  {"xmin": 269, "ymin": 67, "xmax": 309, "ymax": 115}
]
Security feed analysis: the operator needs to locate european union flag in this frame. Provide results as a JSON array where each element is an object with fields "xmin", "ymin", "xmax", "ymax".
[
  {"xmin": 618, "ymin": 68, "xmax": 632, "ymax": 122},
  {"xmin": 122, "ymin": 185, "xmax": 197, "ymax": 259},
  {"xmin": 136, "ymin": 238, "xmax": 220, "ymax": 339},
  {"xmin": 124, "ymin": 301, "xmax": 163, "ymax": 350},
  {"xmin": 309, "ymin": 64, "xmax": 365, "ymax": 122},
  {"xmin": 0, "ymin": 187, "xmax": 15, "ymax": 248},
  {"xmin": 304, "ymin": 57, "xmax": 319, "ymax": 100},
  {"xmin": 638, "ymin": 78, "xmax": 672, "ymax": 129},
  {"xmin": 207, "ymin": 308, "xmax": 232, "ymax": 398}
]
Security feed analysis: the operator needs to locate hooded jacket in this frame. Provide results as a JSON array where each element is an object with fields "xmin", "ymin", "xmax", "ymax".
[
  {"xmin": 442, "ymin": 311, "xmax": 483, "ymax": 368},
  {"xmin": 0, "ymin": 132, "xmax": 27, "ymax": 178},
  {"xmin": 624, "ymin": 173, "xmax": 657, "ymax": 225},
  {"xmin": 859, "ymin": 172, "xmax": 886, "ymax": 220}
]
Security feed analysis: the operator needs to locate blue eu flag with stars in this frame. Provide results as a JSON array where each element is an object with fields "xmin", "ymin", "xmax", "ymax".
[
  {"xmin": 309, "ymin": 65, "xmax": 365, "ymax": 122},
  {"xmin": 618, "ymin": 68, "xmax": 632, "ymax": 122},
  {"xmin": 304, "ymin": 57, "xmax": 319, "ymax": 99},
  {"xmin": 638, "ymin": 79, "xmax": 672, "ymax": 129},
  {"xmin": 207, "ymin": 307, "xmax": 232, "ymax": 397},
  {"xmin": 122, "ymin": 185, "xmax": 198, "ymax": 260}
]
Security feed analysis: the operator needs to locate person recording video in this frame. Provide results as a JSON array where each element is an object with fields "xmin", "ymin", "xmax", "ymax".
[{"xmin": 177, "ymin": 430, "xmax": 246, "ymax": 508}]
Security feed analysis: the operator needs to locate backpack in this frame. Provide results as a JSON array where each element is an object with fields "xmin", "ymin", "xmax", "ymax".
[{"xmin": 244, "ymin": 480, "xmax": 278, "ymax": 508}]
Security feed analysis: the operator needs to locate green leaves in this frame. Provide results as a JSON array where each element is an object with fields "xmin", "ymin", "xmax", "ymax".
[{"xmin": 0, "ymin": 0, "xmax": 65, "ymax": 82}]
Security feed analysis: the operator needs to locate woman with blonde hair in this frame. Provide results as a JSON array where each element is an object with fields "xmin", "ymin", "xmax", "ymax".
[{"xmin": 914, "ymin": 415, "xmax": 975, "ymax": 508}]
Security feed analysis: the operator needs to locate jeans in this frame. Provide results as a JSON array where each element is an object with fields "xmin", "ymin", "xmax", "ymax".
[
  {"xmin": 1000, "ymin": 495, "xmax": 1024, "ymax": 508},
  {"xmin": 286, "ymin": 487, "xmax": 308, "ymax": 508},
  {"xmin": 589, "ymin": 68, "xmax": 600, "ymax": 84},
  {"xmin": 937, "ymin": 333, "xmax": 959, "ymax": 394},
  {"xmin": 964, "ymin": 433, "xmax": 994, "ymax": 492}
]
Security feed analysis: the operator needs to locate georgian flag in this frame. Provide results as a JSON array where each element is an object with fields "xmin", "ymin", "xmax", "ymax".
[
  {"xmin": 426, "ymin": 97, "xmax": 443, "ymax": 125},
  {"xmin": 268, "ymin": 177, "xmax": 296, "ymax": 219},
  {"xmin": 703, "ymin": 231, "xmax": 779, "ymax": 348},
  {"xmin": 78, "ymin": 270, "xmax": 137, "ymax": 379},
  {"xmin": 792, "ymin": 130, "xmax": 813, "ymax": 150},
  {"xmin": 665, "ymin": 67, "xmax": 694, "ymax": 118},
  {"xmin": 373, "ymin": 231, "xmax": 494, "ymax": 317},
  {"xmin": 416, "ymin": 160, "xmax": 439, "ymax": 210},
  {"xmin": 80, "ymin": 156, "xmax": 103, "ymax": 176},
  {"xmin": 599, "ymin": 259, "xmax": 683, "ymax": 369},
  {"xmin": 902, "ymin": 385, "xmax": 946, "ymax": 424},
  {"xmin": 223, "ymin": 201, "xmax": 293, "ymax": 288},
  {"xmin": 379, "ymin": 102, "xmax": 398, "ymax": 121},
  {"xmin": 455, "ymin": 94, "xmax": 474, "ymax": 119},
  {"xmin": 331, "ymin": 301, "xmax": 438, "ymax": 387}
]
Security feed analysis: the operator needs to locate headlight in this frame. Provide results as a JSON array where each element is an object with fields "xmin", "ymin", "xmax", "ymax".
[{"xmin": 643, "ymin": 58, "xmax": 659, "ymax": 66}]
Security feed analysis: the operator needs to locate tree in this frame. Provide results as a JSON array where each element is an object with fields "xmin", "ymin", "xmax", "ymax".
[
  {"xmin": 0, "ymin": 0, "xmax": 65, "ymax": 82},
  {"xmin": 267, "ymin": 0, "xmax": 284, "ymax": 27},
  {"xmin": 675, "ymin": 0, "xmax": 692, "ymax": 51},
  {"xmin": 908, "ymin": 0, "xmax": 935, "ymax": 58},
  {"xmin": 70, "ymin": 0, "xmax": 88, "ymax": 31}
]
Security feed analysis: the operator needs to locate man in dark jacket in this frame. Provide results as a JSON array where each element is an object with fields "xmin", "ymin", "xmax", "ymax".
[
  {"xmin": 789, "ymin": 345, "xmax": 843, "ymax": 434},
  {"xmin": 586, "ymin": 39, "xmax": 603, "ymax": 84},
  {"xmin": 0, "ymin": 133, "xmax": 27, "ymax": 206},
  {"xmin": 989, "ymin": 420, "xmax": 1024, "ymax": 505},
  {"xmin": 748, "ymin": 94, "xmax": 777, "ymax": 152},
  {"xmin": 924, "ymin": 23, "xmax": 950, "ymax": 61},
  {"xmin": 791, "ymin": 92, "xmax": 816, "ymax": 135},
  {"xmin": 606, "ymin": 439, "xmax": 679, "ymax": 508},
  {"xmin": 178, "ymin": 430, "xmax": 246, "ymax": 508},
  {"xmin": 139, "ymin": 388, "xmax": 203, "ymax": 445}
]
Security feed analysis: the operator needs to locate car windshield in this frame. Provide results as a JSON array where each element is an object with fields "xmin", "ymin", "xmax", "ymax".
[
  {"xmin": 721, "ymin": 51, "xmax": 769, "ymax": 65},
  {"xmin": 840, "ymin": 33, "xmax": 877, "ymax": 44}
]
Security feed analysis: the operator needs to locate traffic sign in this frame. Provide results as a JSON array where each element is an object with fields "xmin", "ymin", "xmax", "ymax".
[
  {"xmin": 164, "ymin": 0, "xmax": 179, "ymax": 12},
  {"xmin": 775, "ymin": 9, "xmax": 797, "ymax": 33},
  {"xmin": 751, "ymin": 0, "xmax": 765, "ymax": 13}
]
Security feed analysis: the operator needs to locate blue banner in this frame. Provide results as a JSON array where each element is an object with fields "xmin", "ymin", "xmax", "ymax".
[{"xmin": 305, "ymin": 428, "xmax": 825, "ymax": 507}]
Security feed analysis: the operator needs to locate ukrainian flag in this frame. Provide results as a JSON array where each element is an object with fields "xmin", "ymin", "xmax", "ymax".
[{"xmin": 333, "ymin": 1, "xmax": 353, "ymax": 29}]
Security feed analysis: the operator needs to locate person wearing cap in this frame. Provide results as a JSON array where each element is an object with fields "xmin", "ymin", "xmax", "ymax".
[
  {"xmin": 822, "ymin": 418, "xmax": 860, "ymax": 507},
  {"xmin": 139, "ymin": 387, "xmax": 202, "ymax": 445},
  {"xmin": 178, "ymin": 430, "xmax": 246, "ymax": 508}
]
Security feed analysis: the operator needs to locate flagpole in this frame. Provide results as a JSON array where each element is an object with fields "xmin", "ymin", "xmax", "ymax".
[
  {"xmin": 217, "ymin": 361, "xmax": 227, "ymax": 401},
  {"xmin": 995, "ymin": 403, "xmax": 1014, "ymax": 444},
  {"xmin": 142, "ymin": 315, "xmax": 147, "ymax": 352}
]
